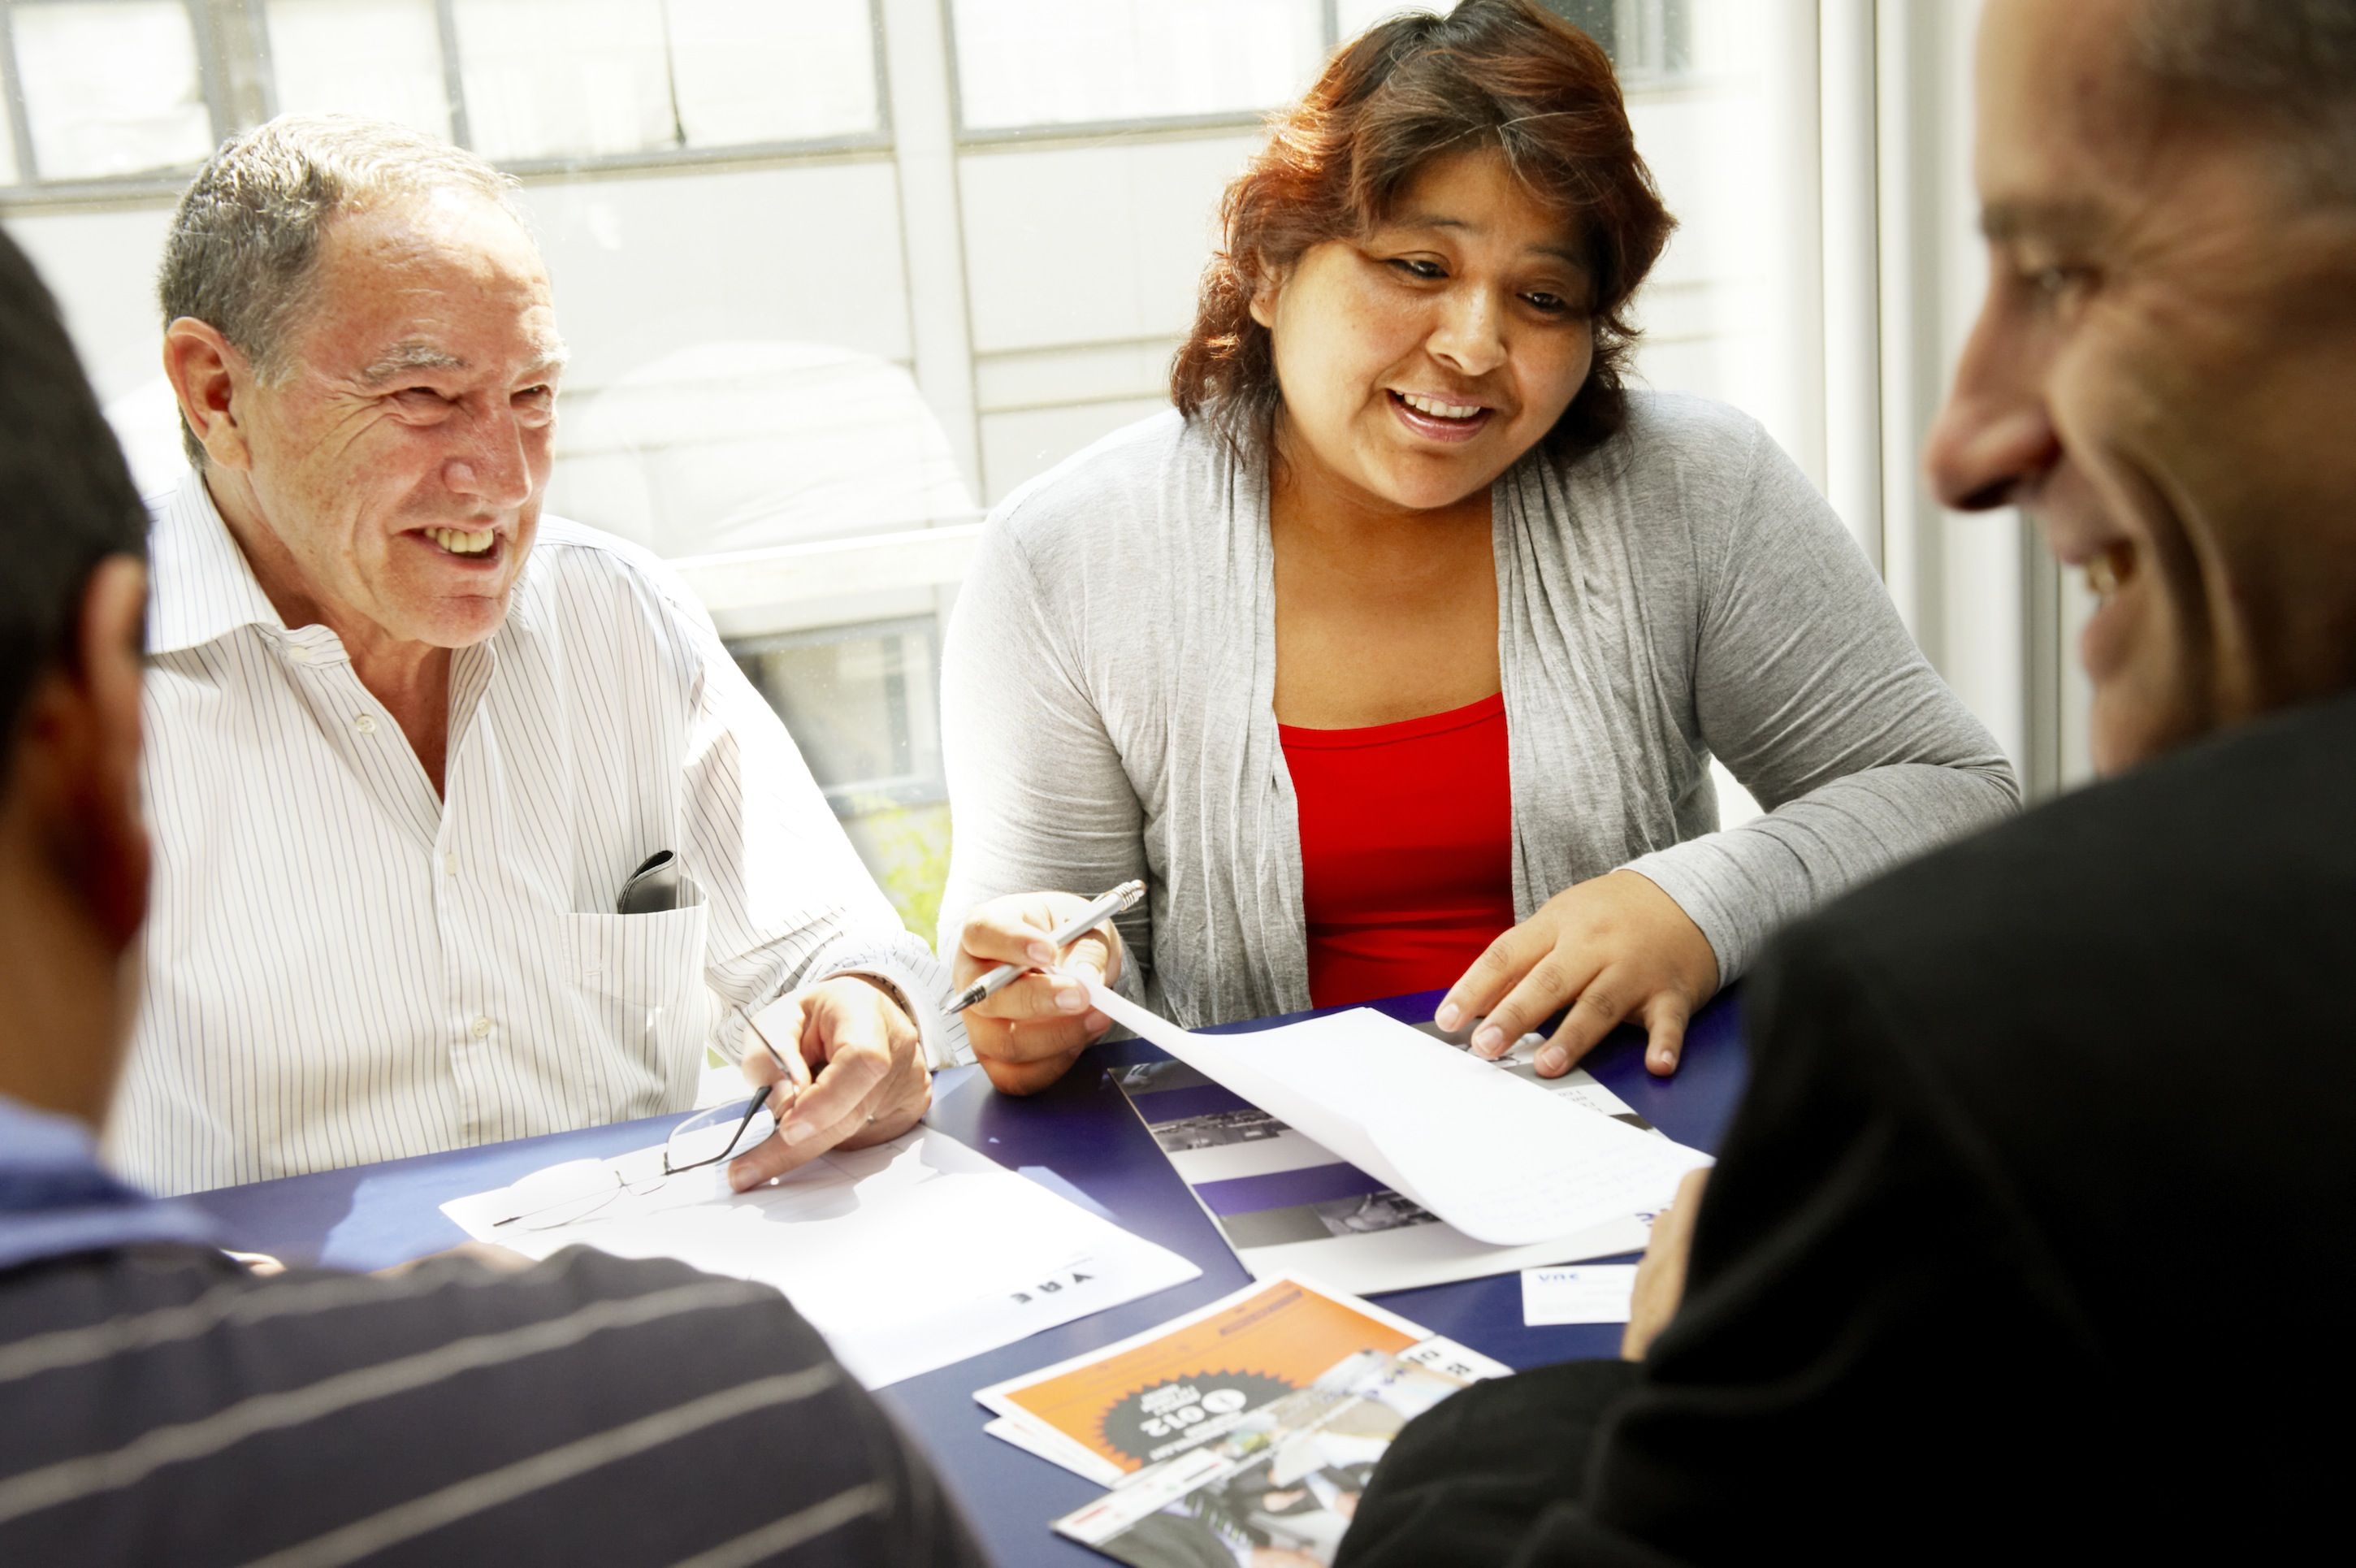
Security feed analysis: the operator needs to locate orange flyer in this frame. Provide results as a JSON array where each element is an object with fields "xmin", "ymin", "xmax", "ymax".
[{"xmin": 976, "ymin": 1276, "xmax": 1428, "ymax": 1476}]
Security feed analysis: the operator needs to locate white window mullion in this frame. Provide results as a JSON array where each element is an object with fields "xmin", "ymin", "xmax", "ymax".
[{"xmin": 1817, "ymin": 0, "xmax": 1882, "ymax": 572}]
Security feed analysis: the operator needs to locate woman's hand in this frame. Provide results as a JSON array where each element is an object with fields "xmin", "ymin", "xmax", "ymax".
[
  {"xmin": 954, "ymin": 891, "xmax": 1124, "ymax": 1094},
  {"xmin": 1436, "ymin": 869, "xmax": 1718, "ymax": 1078}
]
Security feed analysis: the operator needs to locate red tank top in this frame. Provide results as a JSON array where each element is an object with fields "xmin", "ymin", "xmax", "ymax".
[{"xmin": 1279, "ymin": 691, "xmax": 1516, "ymax": 1011}]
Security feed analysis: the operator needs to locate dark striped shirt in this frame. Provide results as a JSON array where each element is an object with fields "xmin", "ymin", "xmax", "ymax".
[{"xmin": 0, "ymin": 1244, "xmax": 984, "ymax": 1566}]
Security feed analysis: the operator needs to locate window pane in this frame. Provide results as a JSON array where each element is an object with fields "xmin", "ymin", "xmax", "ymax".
[
  {"xmin": 951, "ymin": 0, "xmax": 1325, "ymax": 132},
  {"xmin": 734, "ymin": 617, "xmax": 956, "ymax": 946},
  {"xmin": 266, "ymin": 0, "xmax": 453, "ymax": 141},
  {"xmin": 730, "ymin": 617, "xmax": 952, "ymax": 937},
  {"xmin": 1619, "ymin": 0, "xmax": 1807, "ymax": 435},
  {"xmin": 520, "ymin": 158, "xmax": 950, "ymax": 556},
  {"xmin": 959, "ymin": 136, "xmax": 1245, "ymax": 353},
  {"xmin": 0, "ymin": 92, "xmax": 19, "ymax": 184},
  {"xmin": 12, "ymin": 1, "xmax": 214, "ymax": 181},
  {"xmin": 665, "ymin": 0, "xmax": 877, "ymax": 147},
  {"xmin": 452, "ymin": 0, "xmax": 674, "ymax": 161},
  {"xmin": 733, "ymin": 620, "xmax": 943, "ymax": 807},
  {"xmin": 551, "ymin": 340, "xmax": 972, "ymax": 557}
]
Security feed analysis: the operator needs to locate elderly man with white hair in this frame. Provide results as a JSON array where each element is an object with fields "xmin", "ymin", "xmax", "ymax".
[{"xmin": 115, "ymin": 116, "xmax": 959, "ymax": 1196}]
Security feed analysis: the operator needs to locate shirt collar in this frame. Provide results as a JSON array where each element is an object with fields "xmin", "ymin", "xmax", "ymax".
[
  {"xmin": 0, "ymin": 1095, "xmax": 223, "ymax": 1271},
  {"xmin": 145, "ymin": 468, "xmax": 289, "ymax": 655},
  {"xmin": 145, "ymin": 467, "xmax": 545, "ymax": 657}
]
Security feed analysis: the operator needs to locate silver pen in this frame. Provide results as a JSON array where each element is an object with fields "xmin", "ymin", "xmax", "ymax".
[{"xmin": 946, "ymin": 880, "xmax": 1146, "ymax": 1014}]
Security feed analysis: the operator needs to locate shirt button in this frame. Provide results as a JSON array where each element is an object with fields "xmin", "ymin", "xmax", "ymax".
[
  {"xmin": 443, "ymin": 852, "xmax": 459, "ymax": 877},
  {"xmin": 288, "ymin": 645, "xmax": 311, "ymax": 665},
  {"xmin": 353, "ymin": 715, "xmax": 377, "ymax": 734},
  {"xmin": 470, "ymin": 1016, "xmax": 493, "ymax": 1039}
]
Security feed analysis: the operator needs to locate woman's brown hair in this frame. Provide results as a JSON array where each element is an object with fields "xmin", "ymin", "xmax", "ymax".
[{"xmin": 1171, "ymin": 0, "xmax": 1674, "ymax": 466}]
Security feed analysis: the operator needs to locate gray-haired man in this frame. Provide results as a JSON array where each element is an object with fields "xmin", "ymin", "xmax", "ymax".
[{"xmin": 117, "ymin": 116, "xmax": 959, "ymax": 1194}]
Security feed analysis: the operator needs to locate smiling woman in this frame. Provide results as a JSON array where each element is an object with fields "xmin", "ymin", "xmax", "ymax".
[
  {"xmin": 937, "ymin": 0, "xmax": 2020, "ymax": 1099},
  {"xmin": 1174, "ymin": 0, "xmax": 1668, "ymax": 471}
]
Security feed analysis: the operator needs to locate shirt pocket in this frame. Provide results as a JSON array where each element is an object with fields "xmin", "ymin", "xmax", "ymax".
[
  {"xmin": 563, "ymin": 900, "xmax": 714, "ymax": 1099},
  {"xmin": 565, "ymin": 901, "xmax": 710, "ymax": 1007}
]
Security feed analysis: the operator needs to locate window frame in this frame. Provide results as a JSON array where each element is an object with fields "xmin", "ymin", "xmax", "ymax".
[
  {"xmin": 943, "ymin": 0, "xmax": 1694, "ymax": 145},
  {"xmin": 0, "ymin": 0, "xmax": 240, "ymax": 198},
  {"xmin": 0, "ymin": 0, "xmax": 896, "ymax": 205}
]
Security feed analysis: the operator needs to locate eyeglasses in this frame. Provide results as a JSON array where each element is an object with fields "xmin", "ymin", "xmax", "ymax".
[
  {"xmin": 492, "ymin": 1085, "xmax": 781, "ymax": 1231},
  {"xmin": 664, "ymin": 1083, "xmax": 781, "ymax": 1173}
]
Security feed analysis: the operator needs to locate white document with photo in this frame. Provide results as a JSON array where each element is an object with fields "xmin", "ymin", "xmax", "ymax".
[
  {"xmin": 1112, "ymin": 1036, "xmax": 1662, "ymax": 1297},
  {"xmin": 1084, "ymin": 981, "xmax": 1710, "ymax": 1247},
  {"xmin": 441, "ymin": 1126, "xmax": 1200, "ymax": 1389}
]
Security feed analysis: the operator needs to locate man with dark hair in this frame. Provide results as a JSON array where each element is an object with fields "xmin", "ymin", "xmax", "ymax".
[
  {"xmin": 0, "ymin": 225, "xmax": 982, "ymax": 1566},
  {"xmin": 1340, "ymin": 0, "xmax": 2356, "ymax": 1558}
]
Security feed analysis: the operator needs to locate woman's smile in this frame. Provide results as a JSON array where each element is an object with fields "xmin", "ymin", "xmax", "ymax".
[{"xmin": 1253, "ymin": 146, "xmax": 1595, "ymax": 522}]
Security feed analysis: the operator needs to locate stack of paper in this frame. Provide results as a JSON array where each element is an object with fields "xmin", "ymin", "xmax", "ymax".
[
  {"xmin": 999, "ymin": 1276, "xmax": 1512, "ymax": 1567},
  {"xmin": 975, "ymin": 1274, "xmax": 1505, "ymax": 1488},
  {"xmin": 1089, "ymin": 981, "xmax": 1711, "ymax": 1293},
  {"xmin": 442, "ymin": 1126, "xmax": 1199, "ymax": 1388}
]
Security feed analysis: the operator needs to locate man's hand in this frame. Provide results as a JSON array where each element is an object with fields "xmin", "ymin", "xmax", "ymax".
[
  {"xmin": 1437, "ymin": 870, "xmax": 1719, "ymax": 1079},
  {"xmin": 726, "ymin": 975, "xmax": 930, "ymax": 1191},
  {"xmin": 1623, "ymin": 1167, "xmax": 1709, "ymax": 1360},
  {"xmin": 954, "ymin": 891, "xmax": 1124, "ymax": 1095}
]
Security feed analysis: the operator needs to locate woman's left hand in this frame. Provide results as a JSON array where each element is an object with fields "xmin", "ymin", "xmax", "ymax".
[{"xmin": 1436, "ymin": 869, "xmax": 1719, "ymax": 1078}]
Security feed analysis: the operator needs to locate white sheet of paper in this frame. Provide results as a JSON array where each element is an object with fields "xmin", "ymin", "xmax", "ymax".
[
  {"xmin": 1216, "ymin": 1212, "xmax": 1652, "ymax": 1297},
  {"xmin": 1521, "ymin": 1263, "xmax": 1641, "ymax": 1326},
  {"xmin": 1085, "ymin": 980, "xmax": 1709, "ymax": 1247},
  {"xmin": 983, "ymin": 1416, "xmax": 1128, "ymax": 1488},
  {"xmin": 441, "ymin": 1126, "xmax": 1199, "ymax": 1388}
]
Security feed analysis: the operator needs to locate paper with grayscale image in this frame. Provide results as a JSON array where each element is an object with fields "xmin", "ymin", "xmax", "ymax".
[
  {"xmin": 1055, "ymin": 1343, "xmax": 1496, "ymax": 1568},
  {"xmin": 1094, "ymin": 981, "xmax": 1706, "ymax": 1295}
]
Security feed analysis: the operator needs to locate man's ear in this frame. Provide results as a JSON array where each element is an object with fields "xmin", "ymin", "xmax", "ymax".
[
  {"xmin": 17, "ymin": 557, "xmax": 151, "ymax": 949},
  {"xmin": 161, "ymin": 318, "xmax": 256, "ymax": 471}
]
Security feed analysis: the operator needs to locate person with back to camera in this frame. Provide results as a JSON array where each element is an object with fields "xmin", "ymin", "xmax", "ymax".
[{"xmin": 940, "ymin": 0, "xmax": 2017, "ymax": 1091}]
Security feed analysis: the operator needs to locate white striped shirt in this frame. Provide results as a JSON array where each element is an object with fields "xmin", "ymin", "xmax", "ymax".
[{"xmin": 109, "ymin": 472, "xmax": 964, "ymax": 1196}]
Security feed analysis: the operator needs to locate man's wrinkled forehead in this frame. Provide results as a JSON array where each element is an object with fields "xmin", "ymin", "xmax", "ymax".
[
  {"xmin": 1974, "ymin": 0, "xmax": 2175, "ymax": 236},
  {"xmin": 300, "ymin": 195, "xmax": 565, "ymax": 379}
]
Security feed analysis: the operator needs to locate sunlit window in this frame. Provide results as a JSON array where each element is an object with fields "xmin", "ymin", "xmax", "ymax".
[
  {"xmin": 951, "ymin": 0, "xmax": 1325, "ymax": 133},
  {"xmin": 9, "ymin": 1, "xmax": 214, "ymax": 182},
  {"xmin": 6, "ymin": 0, "xmax": 1818, "ymax": 921},
  {"xmin": 664, "ymin": 0, "xmax": 879, "ymax": 149},
  {"xmin": 266, "ymin": 0, "xmax": 452, "ymax": 140}
]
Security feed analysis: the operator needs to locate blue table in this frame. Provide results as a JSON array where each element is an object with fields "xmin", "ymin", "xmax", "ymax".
[{"xmin": 188, "ymin": 988, "xmax": 1748, "ymax": 1566}]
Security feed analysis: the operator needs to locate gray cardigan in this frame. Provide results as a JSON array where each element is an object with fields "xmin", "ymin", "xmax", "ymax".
[{"xmin": 938, "ymin": 394, "xmax": 2018, "ymax": 1027}]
